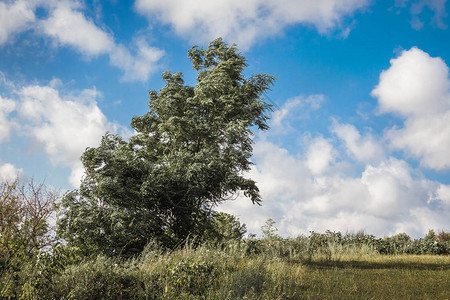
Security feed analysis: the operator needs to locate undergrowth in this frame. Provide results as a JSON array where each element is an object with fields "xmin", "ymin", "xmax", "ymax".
[{"xmin": 2, "ymin": 230, "xmax": 449, "ymax": 299}]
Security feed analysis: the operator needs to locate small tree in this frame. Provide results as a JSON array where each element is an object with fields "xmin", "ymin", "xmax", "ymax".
[
  {"xmin": 0, "ymin": 178, "xmax": 58, "ymax": 297},
  {"xmin": 261, "ymin": 218, "xmax": 279, "ymax": 240},
  {"xmin": 203, "ymin": 212, "xmax": 247, "ymax": 246},
  {"xmin": 58, "ymin": 38, "xmax": 275, "ymax": 256}
]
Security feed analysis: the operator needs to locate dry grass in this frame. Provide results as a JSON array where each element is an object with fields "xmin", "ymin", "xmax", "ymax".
[{"xmin": 11, "ymin": 238, "xmax": 450, "ymax": 299}]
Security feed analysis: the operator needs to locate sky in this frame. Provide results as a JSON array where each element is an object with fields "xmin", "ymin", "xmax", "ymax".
[{"xmin": 0, "ymin": 0, "xmax": 449, "ymax": 238}]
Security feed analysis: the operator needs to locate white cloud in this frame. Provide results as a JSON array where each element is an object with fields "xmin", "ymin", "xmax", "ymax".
[
  {"xmin": 38, "ymin": 1, "xmax": 164, "ymax": 82},
  {"xmin": 109, "ymin": 38, "xmax": 165, "ymax": 82},
  {"xmin": 410, "ymin": 0, "xmax": 448, "ymax": 30},
  {"xmin": 271, "ymin": 94, "xmax": 325, "ymax": 129},
  {"xmin": 408, "ymin": 206, "xmax": 449, "ymax": 233},
  {"xmin": 219, "ymin": 139, "xmax": 448, "ymax": 238},
  {"xmin": 332, "ymin": 122, "xmax": 385, "ymax": 164},
  {"xmin": 220, "ymin": 48, "xmax": 450, "ymax": 238},
  {"xmin": 16, "ymin": 82, "xmax": 123, "ymax": 187},
  {"xmin": 0, "ymin": 0, "xmax": 164, "ymax": 82},
  {"xmin": 0, "ymin": 163, "xmax": 23, "ymax": 182},
  {"xmin": 219, "ymin": 84, "xmax": 448, "ymax": 238},
  {"xmin": 373, "ymin": 48, "xmax": 449, "ymax": 117},
  {"xmin": 430, "ymin": 184, "xmax": 450, "ymax": 206},
  {"xmin": 250, "ymin": 139, "xmax": 312, "ymax": 202},
  {"xmin": 0, "ymin": 0, "xmax": 36, "ymax": 45},
  {"xmin": 360, "ymin": 158, "xmax": 431, "ymax": 218},
  {"xmin": 393, "ymin": 0, "xmax": 448, "ymax": 30},
  {"xmin": 0, "ymin": 73, "xmax": 132, "ymax": 187},
  {"xmin": 40, "ymin": 1, "xmax": 114, "ymax": 56},
  {"xmin": 135, "ymin": 0, "xmax": 370, "ymax": 48},
  {"xmin": 372, "ymin": 47, "xmax": 450, "ymax": 170},
  {"xmin": 394, "ymin": 0, "xmax": 447, "ymax": 30},
  {"xmin": 305, "ymin": 137, "xmax": 335, "ymax": 175},
  {"xmin": 0, "ymin": 96, "xmax": 16, "ymax": 143}
]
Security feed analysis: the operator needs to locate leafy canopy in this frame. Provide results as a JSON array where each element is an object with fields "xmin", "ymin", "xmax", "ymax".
[{"xmin": 57, "ymin": 38, "xmax": 275, "ymax": 256}]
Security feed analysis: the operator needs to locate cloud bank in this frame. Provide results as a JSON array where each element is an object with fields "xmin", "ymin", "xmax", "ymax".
[
  {"xmin": 135, "ymin": 0, "xmax": 370, "ymax": 48},
  {"xmin": 0, "ymin": 76, "xmax": 127, "ymax": 187},
  {"xmin": 0, "ymin": 0, "xmax": 164, "ymax": 82},
  {"xmin": 219, "ymin": 47, "xmax": 450, "ymax": 238}
]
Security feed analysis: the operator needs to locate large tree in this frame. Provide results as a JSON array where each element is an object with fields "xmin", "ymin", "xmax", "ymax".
[{"xmin": 57, "ymin": 38, "xmax": 275, "ymax": 256}]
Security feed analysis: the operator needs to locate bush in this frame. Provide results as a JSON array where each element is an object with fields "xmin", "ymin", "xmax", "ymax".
[
  {"xmin": 0, "ymin": 178, "xmax": 59, "ymax": 298},
  {"xmin": 202, "ymin": 212, "xmax": 247, "ymax": 248},
  {"xmin": 50, "ymin": 256, "xmax": 137, "ymax": 299}
]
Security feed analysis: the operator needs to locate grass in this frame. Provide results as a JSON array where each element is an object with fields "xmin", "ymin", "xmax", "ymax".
[
  {"xmin": 47, "ymin": 244, "xmax": 450, "ymax": 299},
  {"xmin": 298, "ymin": 255, "xmax": 449, "ymax": 299},
  {"xmin": 4, "ymin": 233, "xmax": 449, "ymax": 299}
]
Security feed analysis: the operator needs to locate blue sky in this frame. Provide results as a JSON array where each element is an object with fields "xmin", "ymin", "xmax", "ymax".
[{"xmin": 0, "ymin": 0, "xmax": 449, "ymax": 237}]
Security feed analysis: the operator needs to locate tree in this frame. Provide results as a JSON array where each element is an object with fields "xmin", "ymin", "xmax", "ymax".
[
  {"xmin": 0, "ymin": 178, "xmax": 58, "ymax": 297},
  {"xmin": 57, "ymin": 38, "xmax": 275, "ymax": 256},
  {"xmin": 261, "ymin": 218, "xmax": 279, "ymax": 240},
  {"xmin": 203, "ymin": 212, "xmax": 247, "ymax": 247}
]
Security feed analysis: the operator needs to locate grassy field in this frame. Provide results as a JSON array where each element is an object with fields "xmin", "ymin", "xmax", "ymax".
[
  {"xmin": 47, "ymin": 244, "xmax": 449, "ymax": 299},
  {"xmin": 292, "ymin": 255, "xmax": 449, "ymax": 299},
  {"xmin": 3, "ymin": 231, "xmax": 449, "ymax": 299}
]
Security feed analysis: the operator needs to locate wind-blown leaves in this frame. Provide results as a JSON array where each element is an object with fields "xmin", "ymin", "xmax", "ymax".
[{"xmin": 57, "ymin": 38, "xmax": 275, "ymax": 256}]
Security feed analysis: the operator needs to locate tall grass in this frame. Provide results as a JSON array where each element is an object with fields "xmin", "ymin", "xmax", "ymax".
[
  {"xmin": 4, "ymin": 231, "xmax": 450, "ymax": 299},
  {"xmin": 45, "ymin": 237, "xmax": 449, "ymax": 299}
]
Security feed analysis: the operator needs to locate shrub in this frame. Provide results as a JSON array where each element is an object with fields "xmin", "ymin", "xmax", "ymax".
[
  {"xmin": 50, "ymin": 256, "xmax": 138, "ymax": 299},
  {"xmin": 0, "ymin": 178, "xmax": 59, "ymax": 298}
]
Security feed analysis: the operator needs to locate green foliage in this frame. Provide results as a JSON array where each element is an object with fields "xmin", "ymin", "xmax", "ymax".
[
  {"xmin": 203, "ymin": 212, "xmax": 246, "ymax": 247},
  {"xmin": 437, "ymin": 230, "xmax": 450, "ymax": 242},
  {"xmin": 237, "ymin": 230, "xmax": 450, "ymax": 260},
  {"xmin": 0, "ymin": 178, "xmax": 58, "ymax": 298},
  {"xmin": 6, "ymin": 244, "xmax": 84, "ymax": 300},
  {"xmin": 45, "ymin": 243, "xmax": 306, "ymax": 299},
  {"xmin": 163, "ymin": 260, "xmax": 215, "ymax": 296},
  {"xmin": 30, "ymin": 238, "xmax": 450, "ymax": 299},
  {"xmin": 261, "ymin": 218, "xmax": 279, "ymax": 240},
  {"xmin": 375, "ymin": 230, "xmax": 450, "ymax": 255},
  {"xmin": 51, "ymin": 255, "xmax": 138, "ymax": 299},
  {"xmin": 57, "ymin": 38, "xmax": 275, "ymax": 256},
  {"xmin": 3, "ymin": 230, "xmax": 450, "ymax": 298}
]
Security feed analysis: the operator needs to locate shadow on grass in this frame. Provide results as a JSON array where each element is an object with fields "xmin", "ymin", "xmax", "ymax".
[{"xmin": 301, "ymin": 260, "xmax": 450, "ymax": 270}]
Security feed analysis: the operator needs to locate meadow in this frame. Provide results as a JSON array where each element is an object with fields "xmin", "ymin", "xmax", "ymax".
[{"xmin": 3, "ymin": 230, "xmax": 449, "ymax": 299}]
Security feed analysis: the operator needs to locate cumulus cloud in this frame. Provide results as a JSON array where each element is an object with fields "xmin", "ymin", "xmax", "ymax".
[
  {"xmin": 15, "ymin": 83, "xmax": 123, "ymax": 186},
  {"xmin": 220, "ymin": 139, "xmax": 447, "ymax": 238},
  {"xmin": 332, "ymin": 122, "xmax": 385, "ymax": 164},
  {"xmin": 372, "ymin": 47, "xmax": 450, "ymax": 170},
  {"xmin": 0, "ymin": 0, "xmax": 36, "ymax": 45},
  {"xmin": 0, "ymin": 163, "xmax": 23, "ymax": 182},
  {"xmin": 305, "ymin": 137, "xmax": 336, "ymax": 175},
  {"xmin": 0, "ymin": 0, "xmax": 164, "ymax": 82},
  {"xmin": 220, "ymin": 81, "xmax": 449, "ymax": 237},
  {"xmin": 135, "ymin": 0, "xmax": 369, "ymax": 48},
  {"xmin": 0, "ymin": 75, "xmax": 134, "ymax": 188},
  {"xmin": 39, "ymin": 1, "xmax": 114, "ymax": 56},
  {"xmin": 39, "ymin": 1, "xmax": 164, "ymax": 82},
  {"xmin": 1, "ymin": 74, "xmax": 132, "ymax": 187},
  {"xmin": 109, "ymin": 38, "xmax": 165, "ymax": 82}
]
